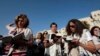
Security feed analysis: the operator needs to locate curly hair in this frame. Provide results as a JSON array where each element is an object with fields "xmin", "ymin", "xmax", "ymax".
[
  {"xmin": 66, "ymin": 19, "xmax": 87, "ymax": 37},
  {"xmin": 15, "ymin": 14, "xmax": 29, "ymax": 28},
  {"xmin": 90, "ymin": 26, "xmax": 100, "ymax": 36}
]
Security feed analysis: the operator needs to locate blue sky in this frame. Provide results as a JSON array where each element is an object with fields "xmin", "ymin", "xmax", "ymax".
[{"xmin": 0, "ymin": 0, "xmax": 100, "ymax": 35}]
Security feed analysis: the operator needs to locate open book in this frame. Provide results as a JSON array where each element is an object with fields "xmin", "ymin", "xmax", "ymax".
[{"xmin": 12, "ymin": 33, "xmax": 27, "ymax": 46}]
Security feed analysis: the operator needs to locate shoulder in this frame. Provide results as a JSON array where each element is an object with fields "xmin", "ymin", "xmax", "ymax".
[
  {"xmin": 47, "ymin": 30, "xmax": 52, "ymax": 34},
  {"xmin": 92, "ymin": 36, "xmax": 98, "ymax": 41},
  {"xmin": 92, "ymin": 36, "xmax": 100, "ymax": 45},
  {"xmin": 82, "ymin": 29, "xmax": 92, "ymax": 41},
  {"xmin": 83, "ymin": 29, "xmax": 89, "ymax": 33},
  {"xmin": 25, "ymin": 28, "xmax": 32, "ymax": 32},
  {"xmin": 83, "ymin": 29, "xmax": 91, "ymax": 35},
  {"xmin": 24, "ymin": 28, "xmax": 33, "ymax": 34}
]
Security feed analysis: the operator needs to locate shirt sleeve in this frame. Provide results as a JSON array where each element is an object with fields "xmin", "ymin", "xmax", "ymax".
[
  {"xmin": 92, "ymin": 36, "xmax": 100, "ymax": 45},
  {"xmin": 24, "ymin": 28, "xmax": 33, "ymax": 40},
  {"xmin": 85, "ymin": 30, "xmax": 92, "ymax": 41},
  {"xmin": 79, "ymin": 29, "xmax": 92, "ymax": 44},
  {"xmin": 6, "ymin": 24, "xmax": 15, "ymax": 30},
  {"xmin": 6, "ymin": 24, "xmax": 16, "ymax": 36}
]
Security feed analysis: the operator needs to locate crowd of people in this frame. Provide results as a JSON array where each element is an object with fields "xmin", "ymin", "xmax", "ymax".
[{"xmin": 0, "ymin": 14, "xmax": 100, "ymax": 56}]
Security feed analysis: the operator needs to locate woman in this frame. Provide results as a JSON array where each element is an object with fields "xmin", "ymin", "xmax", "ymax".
[
  {"xmin": 66, "ymin": 19, "xmax": 96, "ymax": 56},
  {"xmin": 6, "ymin": 14, "xmax": 33, "ymax": 56},
  {"xmin": 90, "ymin": 26, "xmax": 100, "ymax": 55},
  {"xmin": 32, "ymin": 32, "xmax": 45, "ymax": 56},
  {"xmin": 43, "ymin": 31, "xmax": 51, "ymax": 56},
  {"xmin": 43, "ymin": 31, "xmax": 48, "ymax": 40}
]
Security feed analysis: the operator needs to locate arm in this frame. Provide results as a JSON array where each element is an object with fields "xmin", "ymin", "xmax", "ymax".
[
  {"xmin": 73, "ymin": 30, "xmax": 96, "ymax": 53},
  {"xmin": 43, "ymin": 40, "xmax": 50, "ymax": 48},
  {"xmin": 27, "ymin": 35, "xmax": 33, "ymax": 45},
  {"xmin": 79, "ymin": 40, "xmax": 96, "ymax": 53},
  {"xmin": 79, "ymin": 30, "xmax": 96, "ymax": 53},
  {"xmin": 24, "ymin": 28, "xmax": 33, "ymax": 46},
  {"xmin": 6, "ymin": 23, "xmax": 15, "ymax": 30},
  {"xmin": 92, "ymin": 36, "xmax": 100, "ymax": 50}
]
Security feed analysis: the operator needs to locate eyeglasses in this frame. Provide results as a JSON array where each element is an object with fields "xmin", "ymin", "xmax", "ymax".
[{"xmin": 70, "ymin": 25, "xmax": 76, "ymax": 28}]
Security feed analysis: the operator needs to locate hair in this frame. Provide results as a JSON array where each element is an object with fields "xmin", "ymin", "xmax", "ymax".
[
  {"xmin": 42, "ymin": 31, "xmax": 48, "ymax": 39},
  {"xmin": 37, "ymin": 32, "xmax": 44, "ymax": 42},
  {"xmin": 90, "ymin": 26, "xmax": 100, "ymax": 36},
  {"xmin": 50, "ymin": 22, "xmax": 57, "ymax": 28},
  {"xmin": 15, "ymin": 14, "xmax": 29, "ymax": 28},
  {"xmin": 66, "ymin": 19, "xmax": 87, "ymax": 37},
  {"xmin": 43, "ymin": 31, "xmax": 48, "ymax": 35}
]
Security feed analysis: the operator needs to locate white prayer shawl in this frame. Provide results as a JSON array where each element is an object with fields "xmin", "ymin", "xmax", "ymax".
[
  {"xmin": 47, "ymin": 30, "xmax": 62, "ymax": 56},
  {"xmin": 66, "ymin": 29, "xmax": 94, "ymax": 56},
  {"xmin": 79, "ymin": 29, "xmax": 94, "ymax": 56}
]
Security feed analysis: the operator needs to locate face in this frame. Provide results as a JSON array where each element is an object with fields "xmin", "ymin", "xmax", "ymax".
[
  {"xmin": 17, "ymin": 18, "xmax": 25, "ymax": 28},
  {"xmin": 69, "ymin": 22, "xmax": 76, "ymax": 33},
  {"xmin": 43, "ymin": 32, "xmax": 48, "ymax": 38},
  {"xmin": 37, "ymin": 33, "xmax": 42, "ymax": 39},
  {"xmin": 51, "ymin": 25, "xmax": 57, "ymax": 33},
  {"xmin": 93, "ymin": 28, "xmax": 100, "ymax": 37}
]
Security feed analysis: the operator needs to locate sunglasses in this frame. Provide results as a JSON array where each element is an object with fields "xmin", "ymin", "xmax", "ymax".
[
  {"xmin": 70, "ymin": 25, "xmax": 76, "ymax": 28},
  {"xmin": 44, "ymin": 32, "xmax": 48, "ymax": 34}
]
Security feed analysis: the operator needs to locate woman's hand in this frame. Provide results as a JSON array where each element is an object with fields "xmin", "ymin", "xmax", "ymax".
[{"xmin": 71, "ymin": 38, "xmax": 80, "ymax": 46}]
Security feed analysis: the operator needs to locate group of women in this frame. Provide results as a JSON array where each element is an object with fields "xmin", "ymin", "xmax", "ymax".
[{"xmin": 0, "ymin": 14, "xmax": 100, "ymax": 56}]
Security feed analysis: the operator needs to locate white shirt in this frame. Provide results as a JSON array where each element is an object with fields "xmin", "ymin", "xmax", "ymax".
[
  {"xmin": 92, "ymin": 36, "xmax": 100, "ymax": 45},
  {"xmin": 47, "ymin": 30, "xmax": 57, "ymax": 42},
  {"xmin": 79, "ymin": 29, "xmax": 93, "ymax": 56},
  {"xmin": 66, "ymin": 29, "xmax": 93, "ymax": 56},
  {"xmin": 47, "ymin": 30, "xmax": 62, "ymax": 56},
  {"xmin": 92, "ymin": 36, "xmax": 100, "ymax": 52},
  {"xmin": 79, "ymin": 29, "xmax": 92, "ymax": 44},
  {"xmin": 6, "ymin": 24, "xmax": 33, "ymax": 40}
]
